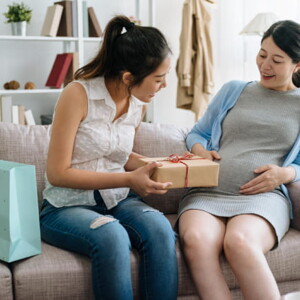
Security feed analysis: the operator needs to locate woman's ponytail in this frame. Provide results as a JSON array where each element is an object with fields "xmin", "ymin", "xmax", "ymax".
[{"xmin": 74, "ymin": 15, "xmax": 171, "ymax": 85}]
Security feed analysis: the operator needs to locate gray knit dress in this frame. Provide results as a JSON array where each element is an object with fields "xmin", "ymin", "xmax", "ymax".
[{"xmin": 178, "ymin": 82, "xmax": 300, "ymax": 244}]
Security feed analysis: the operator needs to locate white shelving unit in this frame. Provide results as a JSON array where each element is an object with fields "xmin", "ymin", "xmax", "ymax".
[
  {"xmin": 0, "ymin": 88, "xmax": 63, "ymax": 95},
  {"xmin": 0, "ymin": 0, "xmax": 155, "ymax": 122},
  {"xmin": 0, "ymin": 34, "xmax": 102, "ymax": 95}
]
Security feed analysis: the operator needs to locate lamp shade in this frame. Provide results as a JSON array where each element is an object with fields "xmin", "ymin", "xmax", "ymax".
[{"xmin": 240, "ymin": 12, "xmax": 279, "ymax": 36}]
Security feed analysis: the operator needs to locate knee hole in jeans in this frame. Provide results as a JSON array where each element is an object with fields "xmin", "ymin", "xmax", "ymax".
[
  {"xmin": 90, "ymin": 216, "xmax": 117, "ymax": 229},
  {"xmin": 142, "ymin": 208, "xmax": 162, "ymax": 214}
]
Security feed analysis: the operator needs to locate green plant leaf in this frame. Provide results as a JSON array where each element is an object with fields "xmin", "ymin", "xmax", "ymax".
[{"xmin": 3, "ymin": 2, "xmax": 32, "ymax": 23}]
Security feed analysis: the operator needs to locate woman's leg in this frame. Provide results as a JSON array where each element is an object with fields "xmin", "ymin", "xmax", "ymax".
[
  {"xmin": 111, "ymin": 194, "xmax": 178, "ymax": 300},
  {"xmin": 224, "ymin": 214, "xmax": 280, "ymax": 300},
  {"xmin": 179, "ymin": 210, "xmax": 231, "ymax": 300},
  {"xmin": 40, "ymin": 202, "xmax": 133, "ymax": 300}
]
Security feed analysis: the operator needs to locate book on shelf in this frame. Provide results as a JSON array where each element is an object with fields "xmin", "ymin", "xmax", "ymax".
[
  {"xmin": 1, "ymin": 96, "xmax": 12, "ymax": 123},
  {"xmin": 12, "ymin": 105, "xmax": 19, "ymax": 124},
  {"xmin": 24, "ymin": 109, "xmax": 36, "ymax": 125},
  {"xmin": 41, "ymin": 4, "xmax": 64, "ymax": 37},
  {"xmin": 45, "ymin": 53, "xmax": 73, "ymax": 88},
  {"xmin": 82, "ymin": 1, "xmax": 89, "ymax": 37},
  {"xmin": 54, "ymin": 0, "xmax": 73, "ymax": 37},
  {"xmin": 88, "ymin": 7, "xmax": 102, "ymax": 37},
  {"xmin": 64, "ymin": 52, "xmax": 79, "ymax": 86},
  {"xmin": 18, "ymin": 105, "xmax": 26, "ymax": 125}
]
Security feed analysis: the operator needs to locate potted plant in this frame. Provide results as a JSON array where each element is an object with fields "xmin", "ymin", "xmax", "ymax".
[{"xmin": 3, "ymin": 2, "xmax": 32, "ymax": 36}]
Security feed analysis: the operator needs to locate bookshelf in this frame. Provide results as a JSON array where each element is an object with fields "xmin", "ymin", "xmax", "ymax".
[{"xmin": 0, "ymin": 0, "xmax": 155, "ymax": 124}]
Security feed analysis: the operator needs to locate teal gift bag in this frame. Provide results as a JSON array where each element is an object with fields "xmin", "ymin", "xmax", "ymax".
[{"xmin": 0, "ymin": 160, "xmax": 41, "ymax": 262}]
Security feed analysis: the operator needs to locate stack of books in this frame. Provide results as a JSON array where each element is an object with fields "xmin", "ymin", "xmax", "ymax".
[
  {"xmin": 0, "ymin": 96, "xmax": 36, "ymax": 125},
  {"xmin": 41, "ymin": 0, "xmax": 102, "ymax": 37}
]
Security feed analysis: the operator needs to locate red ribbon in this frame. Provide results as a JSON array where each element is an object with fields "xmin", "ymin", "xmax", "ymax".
[{"xmin": 164, "ymin": 153, "xmax": 204, "ymax": 188}]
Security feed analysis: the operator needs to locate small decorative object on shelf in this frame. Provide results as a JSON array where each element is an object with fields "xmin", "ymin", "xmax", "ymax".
[
  {"xmin": 3, "ymin": 2, "xmax": 32, "ymax": 36},
  {"xmin": 40, "ymin": 114, "xmax": 53, "ymax": 125},
  {"xmin": 24, "ymin": 81, "xmax": 35, "ymax": 89},
  {"xmin": 3, "ymin": 80, "xmax": 20, "ymax": 90}
]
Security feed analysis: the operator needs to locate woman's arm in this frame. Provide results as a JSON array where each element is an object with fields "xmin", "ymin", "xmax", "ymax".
[
  {"xmin": 186, "ymin": 85, "xmax": 224, "ymax": 151},
  {"xmin": 186, "ymin": 81, "xmax": 248, "ymax": 152}
]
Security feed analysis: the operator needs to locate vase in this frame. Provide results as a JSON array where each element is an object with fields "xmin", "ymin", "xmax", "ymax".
[{"xmin": 11, "ymin": 21, "xmax": 27, "ymax": 36}]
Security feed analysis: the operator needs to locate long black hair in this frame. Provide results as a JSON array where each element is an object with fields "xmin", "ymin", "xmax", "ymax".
[
  {"xmin": 262, "ymin": 20, "xmax": 300, "ymax": 87},
  {"xmin": 74, "ymin": 15, "xmax": 171, "ymax": 88}
]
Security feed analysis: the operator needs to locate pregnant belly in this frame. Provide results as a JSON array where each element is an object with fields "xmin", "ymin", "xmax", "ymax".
[{"xmin": 213, "ymin": 157, "xmax": 263, "ymax": 194}]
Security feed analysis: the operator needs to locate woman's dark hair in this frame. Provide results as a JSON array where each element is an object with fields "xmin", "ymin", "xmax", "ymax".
[
  {"xmin": 74, "ymin": 15, "xmax": 171, "ymax": 87},
  {"xmin": 262, "ymin": 20, "xmax": 300, "ymax": 87}
]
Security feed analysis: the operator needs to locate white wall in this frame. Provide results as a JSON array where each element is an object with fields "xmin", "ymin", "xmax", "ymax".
[
  {"xmin": 1, "ymin": 0, "xmax": 300, "ymax": 126},
  {"xmin": 213, "ymin": 0, "xmax": 300, "ymax": 92}
]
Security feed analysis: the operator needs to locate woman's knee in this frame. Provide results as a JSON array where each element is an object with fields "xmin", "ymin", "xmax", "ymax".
[
  {"xmin": 180, "ymin": 227, "xmax": 220, "ymax": 256},
  {"xmin": 91, "ymin": 217, "xmax": 131, "ymax": 252},
  {"xmin": 142, "ymin": 210, "xmax": 175, "ymax": 238},
  {"xmin": 223, "ymin": 230, "xmax": 256, "ymax": 261}
]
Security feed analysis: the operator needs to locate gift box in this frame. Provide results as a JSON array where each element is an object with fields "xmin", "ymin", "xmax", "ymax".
[{"xmin": 137, "ymin": 154, "xmax": 219, "ymax": 189}]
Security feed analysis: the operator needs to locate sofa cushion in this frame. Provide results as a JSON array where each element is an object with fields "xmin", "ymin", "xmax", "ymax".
[
  {"xmin": 11, "ymin": 242, "xmax": 93, "ymax": 300},
  {"xmin": 11, "ymin": 241, "xmax": 139, "ymax": 300},
  {"xmin": 143, "ymin": 189, "xmax": 188, "ymax": 214},
  {"xmin": 0, "ymin": 261, "xmax": 13, "ymax": 300},
  {"xmin": 133, "ymin": 121, "xmax": 189, "ymax": 157},
  {"xmin": 0, "ymin": 123, "xmax": 49, "ymax": 208}
]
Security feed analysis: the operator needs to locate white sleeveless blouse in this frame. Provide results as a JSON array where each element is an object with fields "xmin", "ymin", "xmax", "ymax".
[{"xmin": 43, "ymin": 77, "xmax": 145, "ymax": 209}]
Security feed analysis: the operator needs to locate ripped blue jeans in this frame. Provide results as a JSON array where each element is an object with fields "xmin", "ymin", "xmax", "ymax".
[{"xmin": 40, "ymin": 191, "xmax": 178, "ymax": 300}]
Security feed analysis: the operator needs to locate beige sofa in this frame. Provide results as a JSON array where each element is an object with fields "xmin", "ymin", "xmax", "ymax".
[{"xmin": 0, "ymin": 121, "xmax": 300, "ymax": 300}]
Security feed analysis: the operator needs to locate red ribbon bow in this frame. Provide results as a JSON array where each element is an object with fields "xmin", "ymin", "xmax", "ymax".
[{"xmin": 165, "ymin": 153, "xmax": 203, "ymax": 188}]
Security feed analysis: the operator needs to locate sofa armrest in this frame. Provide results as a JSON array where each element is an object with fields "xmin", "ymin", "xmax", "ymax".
[{"xmin": 287, "ymin": 181, "xmax": 300, "ymax": 230}]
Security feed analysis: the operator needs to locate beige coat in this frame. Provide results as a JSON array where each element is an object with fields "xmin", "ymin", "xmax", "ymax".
[{"xmin": 176, "ymin": 0, "xmax": 215, "ymax": 120}]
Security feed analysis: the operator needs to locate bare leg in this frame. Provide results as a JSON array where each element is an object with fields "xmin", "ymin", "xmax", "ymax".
[
  {"xmin": 224, "ymin": 214, "xmax": 280, "ymax": 300},
  {"xmin": 179, "ymin": 210, "xmax": 231, "ymax": 300}
]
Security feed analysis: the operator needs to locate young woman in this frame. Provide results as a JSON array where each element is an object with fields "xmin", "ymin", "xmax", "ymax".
[
  {"xmin": 178, "ymin": 20, "xmax": 300, "ymax": 300},
  {"xmin": 40, "ymin": 15, "xmax": 178, "ymax": 300}
]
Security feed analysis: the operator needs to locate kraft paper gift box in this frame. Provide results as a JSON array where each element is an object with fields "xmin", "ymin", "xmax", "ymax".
[
  {"xmin": 137, "ymin": 155, "xmax": 219, "ymax": 189},
  {"xmin": 0, "ymin": 160, "xmax": 42, "ymax": 263}
]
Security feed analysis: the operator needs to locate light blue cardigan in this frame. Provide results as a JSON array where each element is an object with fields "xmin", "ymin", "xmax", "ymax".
[{"xmin": 186, "ymin": 80, "xmax": 300, "ymax": 215}]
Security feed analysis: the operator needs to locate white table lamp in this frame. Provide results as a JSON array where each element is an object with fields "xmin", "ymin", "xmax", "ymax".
[{"xmin": 240, "ymin": 12, "xmax": 279, "ymax": 36}]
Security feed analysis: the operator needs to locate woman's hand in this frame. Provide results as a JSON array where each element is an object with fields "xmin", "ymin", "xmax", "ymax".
[
  {"xmin": 240, "ymin": 165, "xmax": 296, "ymax": 195},
  {"xmin": 128, "ymin": 162, "xmax": 172, "ymax": 197},
  {"xmin": 191, "ymin": 143, "xmax": 221, "ymax": 161}
]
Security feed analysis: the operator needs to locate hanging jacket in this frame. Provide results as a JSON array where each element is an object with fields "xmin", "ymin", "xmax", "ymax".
[{"xmin": 176, "ymin": 0, "xmax": 216, "ymax": 120}]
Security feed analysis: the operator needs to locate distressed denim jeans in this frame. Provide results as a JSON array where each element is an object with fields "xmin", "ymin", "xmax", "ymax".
[{"xmin": 40, "ymin": 191, "xmax": 178, "ymax": 300}]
